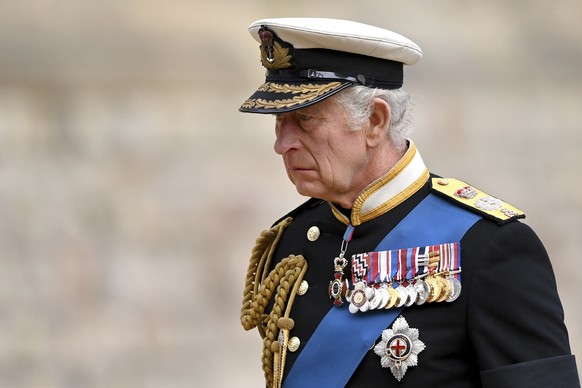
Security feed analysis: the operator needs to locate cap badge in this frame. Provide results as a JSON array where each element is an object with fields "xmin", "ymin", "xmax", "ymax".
[
  {"xmin": 258, "ymin": 26, "xmax": 293, "ymax": 70},
  {"xmin": 374, "ymin": 316, "xmax": 425, "ymax": 381}
]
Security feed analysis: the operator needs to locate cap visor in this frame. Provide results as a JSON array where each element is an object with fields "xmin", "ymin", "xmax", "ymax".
[{"xmin": 239, "ymin": 80, "xmax": 351, "ymax": 113}]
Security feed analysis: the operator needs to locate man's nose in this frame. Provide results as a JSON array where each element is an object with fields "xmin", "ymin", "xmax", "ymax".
[{"xmin": 274, "ymin": 117, "xmax": 300, "ymax": 155}]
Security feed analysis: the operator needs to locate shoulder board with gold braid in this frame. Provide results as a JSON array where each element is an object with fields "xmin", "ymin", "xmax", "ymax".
[{"xmin": 431, "ymin": 177, "xmax": 525, "ymax": 225}]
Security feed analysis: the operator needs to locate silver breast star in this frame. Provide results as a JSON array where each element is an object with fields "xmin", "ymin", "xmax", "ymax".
[{"xmin": 374, "ymin": 316, "xmax": 426, "ymax": 381}]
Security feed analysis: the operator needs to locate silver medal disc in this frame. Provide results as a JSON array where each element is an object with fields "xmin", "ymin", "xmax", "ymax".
[
  {"xmin": 404, "ymin": 284, "xmax": 417, "ymax": 307},
  {"xmin": 446, "ymin": 277, "xmax": 462, "ymax": 302},
  {"xmin": 369, "ymin": 288, "xmax": 382, "ymax": 310},
  {"xmin": 395, "ymin": 286, "xmax": 408, "ymax": 308},
  {"xmin": 378, "ymin": 287, "xmax": 390, "ymax": 308},
  {"xmin": 414, "ymin": 280, "xmax": 430, "ymax": 305}
]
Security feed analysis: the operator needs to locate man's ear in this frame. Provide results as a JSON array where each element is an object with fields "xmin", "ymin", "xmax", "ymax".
[{"xmin": 366, "ymin": 98, "xmax": 390, "ymax": 148}]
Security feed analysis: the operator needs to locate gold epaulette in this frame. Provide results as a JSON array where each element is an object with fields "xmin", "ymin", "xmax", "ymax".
[{"xmin": 431, "ymin": 177, "xmax": 525, "ymax": 225}]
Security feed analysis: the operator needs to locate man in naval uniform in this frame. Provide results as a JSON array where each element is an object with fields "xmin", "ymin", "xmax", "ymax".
[{"xmin": 238, "ymin": 18, "xmax": 579, "ymax": 387}]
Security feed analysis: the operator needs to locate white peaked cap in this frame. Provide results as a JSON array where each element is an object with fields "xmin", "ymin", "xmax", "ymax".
[
  {"xmin": 248, "ymin": 18, "xmax": 422, "ymax": 65},
  {"xmin": 240, "ymin": 18, "xmax": 422, "ymax": 114}
]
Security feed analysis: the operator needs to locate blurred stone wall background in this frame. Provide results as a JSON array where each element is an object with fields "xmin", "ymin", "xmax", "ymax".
[{"xmin": 0, "ymin": 0, "xmax": 580, "ymax": 387}]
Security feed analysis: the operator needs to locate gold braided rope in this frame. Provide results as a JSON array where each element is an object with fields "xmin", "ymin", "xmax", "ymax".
[
  {"xmin": 240, "ymin": 217, "xmax": 308, "ymax": 388},
  {"xmin": 241, "ymin": 217, "xmax": 292, "ymax": 334}
]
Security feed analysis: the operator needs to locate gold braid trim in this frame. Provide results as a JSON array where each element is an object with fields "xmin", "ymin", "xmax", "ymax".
[
  {"xmin": 240, "ymin": 217, "xmax": 307, "ymax": 388},
  {"xmin": 240, "ymin": 82, "xmax": 342, "ymax": 111}
]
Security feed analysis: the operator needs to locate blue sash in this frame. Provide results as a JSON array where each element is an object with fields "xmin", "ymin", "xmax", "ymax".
[{"xmin": 283, "ymin": 193, "xmax": 481, "ymax": 387}]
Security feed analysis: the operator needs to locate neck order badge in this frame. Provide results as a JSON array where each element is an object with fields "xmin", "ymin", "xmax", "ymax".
[{"xmin": 328, "ymin": 224, "xmax": 355, "ymax": 306}]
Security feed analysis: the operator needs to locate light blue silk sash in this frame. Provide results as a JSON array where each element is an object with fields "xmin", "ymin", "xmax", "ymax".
[{"xmin": 283, "ymin": 193, "xmax": 481, "ymax": 387}]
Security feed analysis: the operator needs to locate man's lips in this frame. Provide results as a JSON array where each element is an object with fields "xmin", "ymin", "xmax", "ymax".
[
  {"xmin": 284, "ymin": 154, "xmax": 317, "ymax": 175},
  {"xmin": 286, "ymin": 163, "xmax": 315, "ymax": 172},
  {"xmin": 285, "ymin": 158, "xmax": 313, "ymax": 172}
]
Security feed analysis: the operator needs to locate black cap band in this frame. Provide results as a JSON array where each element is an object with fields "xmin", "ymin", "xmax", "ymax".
[{"xmin": 267, "ymin": 48, "xmax": 404, "ymax": 90}]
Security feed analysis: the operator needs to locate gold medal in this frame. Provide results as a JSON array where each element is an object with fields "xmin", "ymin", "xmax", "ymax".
[
  {"xmin": 436, "ymin": 275, "xmax": 451, "ymax": 302},
  {"xmin": 384, "ymin": 286, "xmax": 398, "ymax": 309},
  {"xmin": 426, "ymin": 275, "xmax": 442, "ymax": 303}
]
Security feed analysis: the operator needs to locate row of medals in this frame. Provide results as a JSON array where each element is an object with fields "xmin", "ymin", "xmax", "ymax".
[{"xmin": 347, "ymin": 271, "xmax": 462, "ymax": 314}]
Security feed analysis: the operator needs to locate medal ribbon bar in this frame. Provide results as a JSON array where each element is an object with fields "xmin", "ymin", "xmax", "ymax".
[{"xmin": 351, "ymin": 243, "xmax": 461, "ymax": 286}]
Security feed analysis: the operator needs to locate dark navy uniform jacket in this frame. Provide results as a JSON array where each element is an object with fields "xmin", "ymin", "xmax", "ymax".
[{"xmin": 268, "ymin": 178, "xmax": 579, "ymax": 387}]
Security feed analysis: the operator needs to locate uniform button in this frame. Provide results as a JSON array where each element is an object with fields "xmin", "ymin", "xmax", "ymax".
[
  {"xmin": 438, "ymin": 178, "xmax": 449, "ymax": 186},
  {"xmin": 288, "ymin": 336, "xmax": 301, "ymax": 352},
  {"xmin": 297, "ymin": 280, "xmax": 309, "ymax": 296},
  {"xmin": 306, "ymin": 226, "xmax": 320, "ymax": 242}
]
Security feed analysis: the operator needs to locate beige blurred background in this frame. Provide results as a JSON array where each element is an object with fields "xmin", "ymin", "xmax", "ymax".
[{"xmin": 0, "ymin": 0, "xmax": 580, "ymax": 387}]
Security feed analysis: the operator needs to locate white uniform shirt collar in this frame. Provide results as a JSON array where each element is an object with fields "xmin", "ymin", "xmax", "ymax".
[{"xmin": 329, "ymin": 141, "xmax": 429, "ymax": 226}]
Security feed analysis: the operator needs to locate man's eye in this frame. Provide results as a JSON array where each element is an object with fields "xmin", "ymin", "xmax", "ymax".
[{"xmin": 297, "ymin": 114, "xmax": 312, "ymax": 121}]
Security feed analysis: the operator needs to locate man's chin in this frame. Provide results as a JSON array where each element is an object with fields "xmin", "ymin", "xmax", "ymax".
[{"xmin": 293, "ymin": 182, "xmax": 324, "ymax": 200}]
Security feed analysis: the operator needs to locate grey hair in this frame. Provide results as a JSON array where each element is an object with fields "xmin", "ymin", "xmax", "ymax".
[{"xmin": 332, "ymin": 86, "xmax": 414, "ymax": 150}]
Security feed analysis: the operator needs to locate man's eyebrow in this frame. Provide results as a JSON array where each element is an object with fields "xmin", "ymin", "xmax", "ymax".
[{"xmin": 298, "ymin": 108, "xmax": 327, "ymax": 117}]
